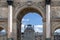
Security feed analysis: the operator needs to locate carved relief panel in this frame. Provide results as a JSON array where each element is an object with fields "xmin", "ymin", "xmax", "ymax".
[
  {"xmin": 0, "ymin": 7, "xmax": 8, "ymax": 18},
  {"xmin": 51, "ymin": 7, "xmax": 60, "ymax": 18}
]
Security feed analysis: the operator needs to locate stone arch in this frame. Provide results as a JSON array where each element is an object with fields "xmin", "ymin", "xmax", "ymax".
[
  {"xmin": 53, "ymin": 27, "xmax": 60, "ymax": 33},
  {"xmin": 16, "ymin": 6, "xmax": 45, "ymax": 40},
  {"xmin": 51, "ymin": 25, "xmax": 60, "ymax": 40},
  {"xmin": 52, "ymin": 24, "xmax": 60, "ymax": 36},
  {"xmin": 0, "ymin": 26, "xmax": 7, "ymax": 40},
  {"xmin": 0, "ymin": 25, "xmax": 7, "ymax": 31},
  {"xmin": 0, "ymin": 26, "xmax": 6, "ymax": 33},
  {"xmin": 15, "ymin": 6, "xmax": 45, "ymax": 19},
  {"xmin": 52, "ymin": 24, "xmax": 60, "ymax": 34},
  {"xmin": 0, "ymin": 27, "xmax": 4, "ymax": 31}
]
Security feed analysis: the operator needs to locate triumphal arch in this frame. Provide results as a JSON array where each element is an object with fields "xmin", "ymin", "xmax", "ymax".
[{"xmin": 0, "ymin": 0, "xmax": 60, "ymax": 40}]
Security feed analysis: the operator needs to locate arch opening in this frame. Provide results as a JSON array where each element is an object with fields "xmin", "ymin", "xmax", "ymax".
[
  {"xmin": 53, "ymin": 29, "xmax": 60, "ymax": 40},
  {"xmin": 0, "ymin": 27, "xmax": 6, "ymax": 36},
  {"xmin": 0, "ymin": 27, "xmax": 7, "ymax": 40},
  {"xmin": 16, "ymin": 7, "xmax": 44, "ymax": 40},
  {"xmin": 17, "ymin": 7, "xmax": 43, "ymax": 21}
]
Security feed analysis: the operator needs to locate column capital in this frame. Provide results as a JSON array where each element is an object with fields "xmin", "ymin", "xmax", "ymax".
[
  {"xmin": 45, "ymin": 0, "xmax": 51, "ymax": 5},
  {"xmin": 7, "ymin": 0, "xmax": 13, "ymax": 5}
]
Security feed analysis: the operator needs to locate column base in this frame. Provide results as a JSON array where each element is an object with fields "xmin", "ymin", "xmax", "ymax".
[
  {"xmin": 7, "ymin": 38, "xmax": 13, "ymax": 40},
  {"xmin": 46, "ymin": 38, "xmax": 51, "ymax": 40}
]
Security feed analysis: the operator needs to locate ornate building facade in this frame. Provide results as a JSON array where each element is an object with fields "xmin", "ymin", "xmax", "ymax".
[
  {"xmin": 0, "ymin": 0, "xmax": 60, "ymax": 40},
  {"xmin": 21, "ymin": 25, "xmax": 43, "ymax": 40},
  {"xmin": 23, "ymin": 24, "xmax": 35, "ymax": 40}
]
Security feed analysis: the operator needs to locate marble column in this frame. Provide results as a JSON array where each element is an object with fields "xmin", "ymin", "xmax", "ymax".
[
  {"xmin": 46, "ymin": 0, "xmax": 51, "ymax": 40},
  {"xmin": 7, "ymin": 0, "xmax": 13, "ymax": 40}
]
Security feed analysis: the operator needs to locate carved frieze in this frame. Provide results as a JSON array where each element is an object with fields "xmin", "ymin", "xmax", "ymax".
[
  {"xmin": 14, "ymin": 1, "xmax": 45, "ymax": 16},
  {"xmin": 0, "ymin": 0, "xmax": 60, "ymax": 7},
  {"xmin": 0, "ymin": 7, "xmax": 8, "ymax": 18},
  {"xmin": 51, "ymin": 1, "xmax": 60, "ymax": 6},
  {"xmin": 0, "ymin": 2, "xmax": 7, "ymax": 7},
  {"xmin": 51, "ymin": 7, "xmax": 60, "ymax": 18},
  {"xmin": 14, "ymin": 1, "xmax": 45, "ymax": 8}
]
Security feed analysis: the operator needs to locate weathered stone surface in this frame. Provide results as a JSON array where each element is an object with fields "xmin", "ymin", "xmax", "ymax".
[{"xmin": 0, "ymin": 0, "xmax": 60, "ymax": 40}]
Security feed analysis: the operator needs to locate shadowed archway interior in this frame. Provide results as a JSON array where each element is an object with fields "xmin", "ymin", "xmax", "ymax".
[
  {"xmin": 0, "ymin": 27, "xmax": 4, "ymax": 31},
  {"xmin": 53, "ymin": 28, "xmax": 60, "ymax": 40}
]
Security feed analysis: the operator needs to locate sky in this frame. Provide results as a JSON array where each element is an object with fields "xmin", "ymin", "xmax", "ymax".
[
  {"xmin": 21, "ymin": 24, "xmax": 43, "ymax": 32},
  {"xmin": 0, "ymin": 30, "xmax": 6, "ymax": 36},
  {"xmin": 55, "ymin": 29, "xmax": 60, "ymax": 33},
  {"xmin": 21, "ymin": 12, "xmax": 43, "ymax": 32},
  {"xmin": 21, "ymin": 12, "xmax": 43, "ymax": 25},
  {"xmin": 21, "ymin": 12, "xmax": 60, "ymax": 33}
]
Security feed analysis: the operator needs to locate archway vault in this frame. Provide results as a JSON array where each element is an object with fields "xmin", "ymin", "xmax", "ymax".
[
  {"xmin": 16, "ymin": 7, "xmax": 45, "ymax": 21},
  {"xmin": 53, "ymin": 26, "xmax": 60, "ymax": 33},
  {"xmin": 16, "ymin": 7, "xmax": 45, "ymax": 40},
  {"xmin": 52, "ymin": 24, "xmax": 60, "ymax": 35},
  {"xmin": 0, "ymin": 27, "xmax": 4, "ymax": 31},
  {"xmin": 51, "ymin": 24, "xmax": 60, "ymax": 40}
]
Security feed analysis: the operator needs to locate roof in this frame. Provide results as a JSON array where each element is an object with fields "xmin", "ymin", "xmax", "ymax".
[{"xmin": 24, "ymin": 24, "xmax": 34, "ymax": 32}]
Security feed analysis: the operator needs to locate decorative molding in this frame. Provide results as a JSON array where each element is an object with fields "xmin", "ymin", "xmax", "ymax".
[
  {"xmin": 0, "ymin": 1, "xmax": 60, "ymax": 22},
  {"xmin": 1, "ymin": 18, "xmax": 60, "ymax": 22},
  {"xmin": 0, "ymin": 18, "xmax": 16, "ymax": 22},
  {"xmin": 0, "ymin": 2, "xmax": 7, "ymax": 7},
  {"xmin": 51, "ymin": 1, "xmax": 60, "ymax": 7},
  {"xmin": 52, "ymin": 18, "xmax": 60, "ymax": 22},
  {"xmin": 13, "ymin": 1, "xmax": 45, "ymax": 9},
  {"xmin": 0, "ymin": 1, "xmax": 60, "ymax": 7},
  {"xmin": 43, "ymin": 18, "xmax": 60, "ymax": 22},
  {"xmin": 51, "ymin": 7, "xmax": 60, "ymax": 18},
  {"xmin": 14, "ymin": 1, "xmax": 45, "ymax": 18},
  {"xmin": 0, "ymin": 18, "xmax": 7, "ymax": 22}
]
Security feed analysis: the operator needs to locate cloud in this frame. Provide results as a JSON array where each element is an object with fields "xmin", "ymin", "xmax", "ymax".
[
  {"xmin": 35, "ymin": 28, "xmax": 43, "ymax": 32},
  {"xmin": 1, "ymin": 30, "xmax": 6, "ymax": 32},
  {"xmin": 21, "ymin": 24, "xmax": 43, "ymax": 32},
  {"xmin": 21, "ymin": 24, "xmax": 28, "ymax": 32},
  {"xmin": 21, "ymin": 24, "xmax": 24, "ymax": 32},
  {"xmin": 21, "ymin": 24, "xmax": 24, "ymax": 27},
  {"xmin": 34, "ymin": 25, "xmax": 43, "ymax": 32},
  {"xmin": 34, "ymin": 25, "xmax": 43, "ymax": 28},
  {"xmin": 55, "ymin": 29, "xmax": 60, "ymax": 33},
  {"xmin": 22, "ymin": 19, "xmax": 30, "ymax": 22}
]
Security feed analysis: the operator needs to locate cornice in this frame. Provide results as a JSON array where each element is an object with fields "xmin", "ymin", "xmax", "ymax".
[
  {"xmin": 0, "ymin": 1, "xmax": 60, "ymax": 7},
  {"xmin": 43, "ymin": 18, "xmax": 60, "ymax": 22}
]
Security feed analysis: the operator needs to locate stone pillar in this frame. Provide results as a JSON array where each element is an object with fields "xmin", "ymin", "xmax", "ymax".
[
  {"xmin": 43, "ymin": 21, "xmax": 46, "ymax": 40},
  {"xmin": 7, "ymin": 0, "xmax": 13, "ymax": 40},
  {"xmin": 45, "ymin": 0, "xmax": 51, "ymax": 40},
  {"xmin": 17, "ymin": 21, "xmax": 21, "ymax": 40}
]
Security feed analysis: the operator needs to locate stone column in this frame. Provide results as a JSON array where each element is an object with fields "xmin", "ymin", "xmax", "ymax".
[
  {"xmin": 45, "ymin": 0, "xmax": 51, "ymax": 40},
  {"xmin": 17, "ymin": 21, "xmax": 21, "ymax": 40},
  {"xmin": 7, "ymin": 0, "xmax": 13, "ymax": 40}
]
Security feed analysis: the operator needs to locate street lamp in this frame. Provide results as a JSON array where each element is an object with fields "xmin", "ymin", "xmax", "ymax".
[{"xmin": 7, "ymin": 0, "xmax": 13, "ymax": 40}]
